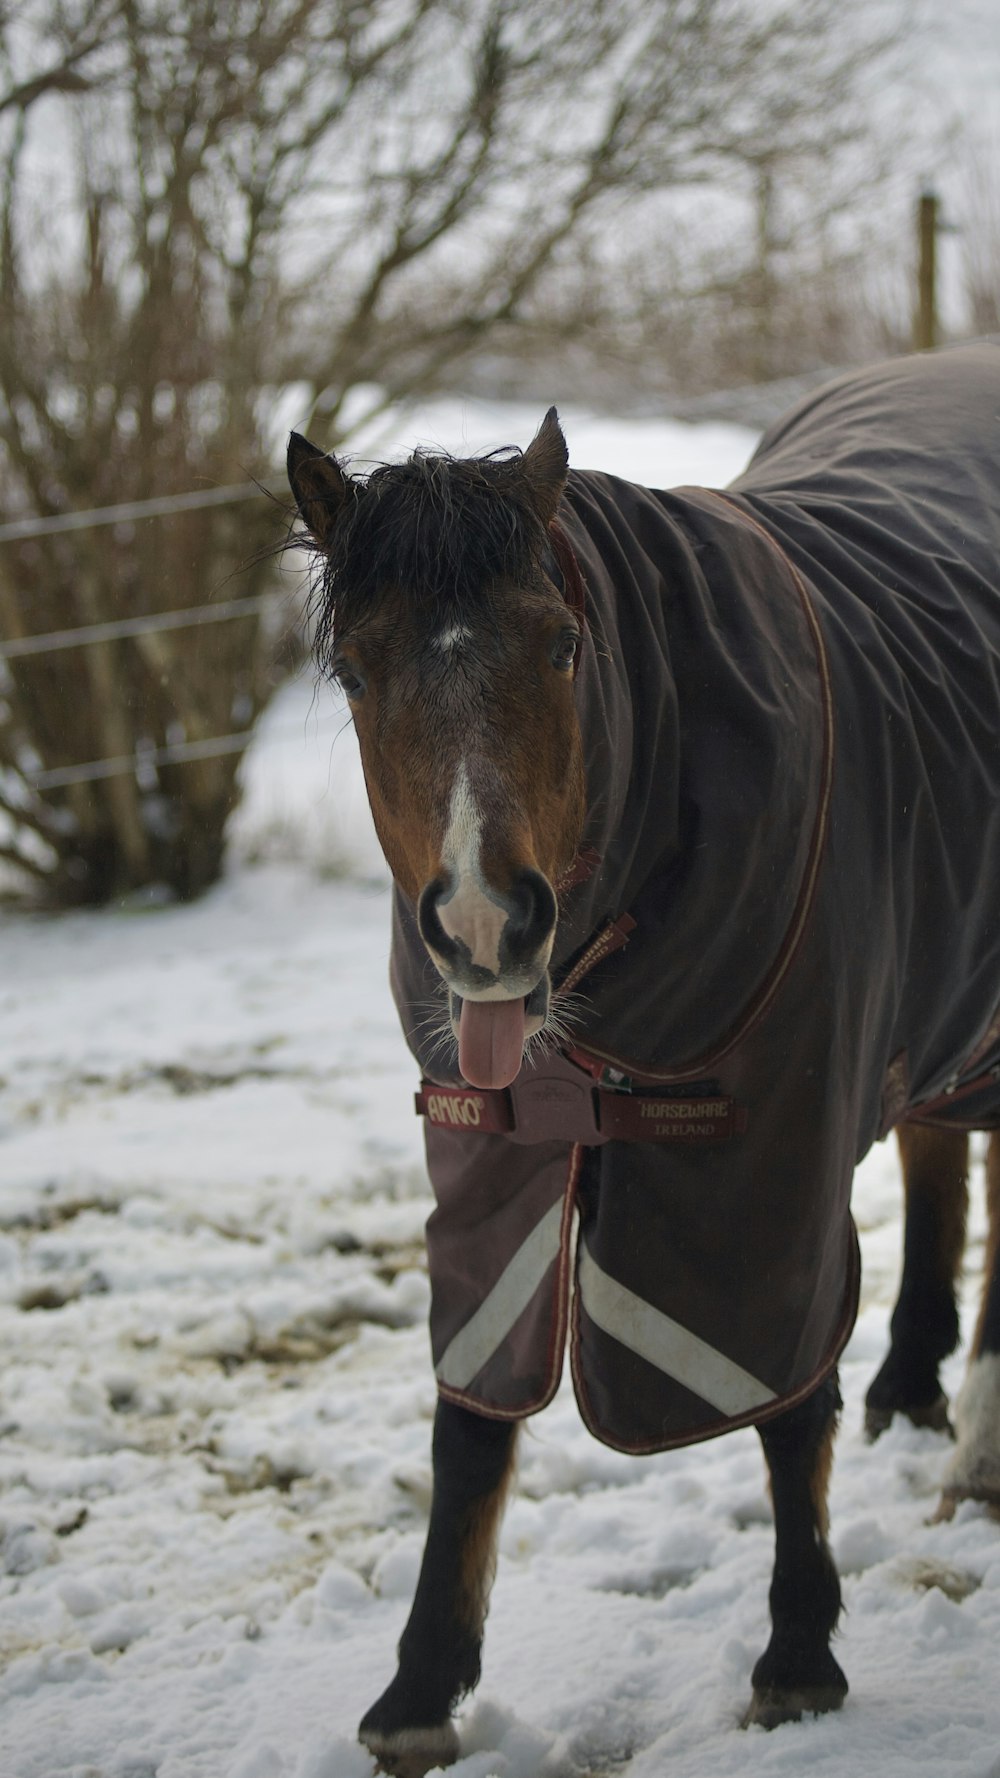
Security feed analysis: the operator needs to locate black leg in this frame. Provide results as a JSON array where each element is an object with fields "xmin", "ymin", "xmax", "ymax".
[
  {"xmin": 865, "ymin": 1122, "xmax": 968, "ymax": 1438},
  {"xmin": 745, "ymin": 1372, "xmax": 847, "ymax": 1729},
  {"xmin": 359, "ymin": 1400, "xmax": 517, "ymax": 1778},
  {"xmin": 940, "ymin": 1131, "xmax": 1000, "ymax": 1515}
]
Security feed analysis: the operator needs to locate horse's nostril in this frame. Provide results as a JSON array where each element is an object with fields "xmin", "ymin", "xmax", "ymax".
[
  {"xmin": 502, "ymin": 869, "xmax": 557, "ymax": 966},
  {"xmin": 417, "ymin": 878, "xmax": 456, "ymax": 965}
]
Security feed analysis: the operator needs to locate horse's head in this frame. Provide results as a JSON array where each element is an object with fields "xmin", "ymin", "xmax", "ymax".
[{"xmin": 288, "ymin": 410, "xmax": 587, "ymax": 1091}]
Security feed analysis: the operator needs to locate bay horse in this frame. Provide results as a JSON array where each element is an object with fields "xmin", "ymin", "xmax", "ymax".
[{"xmin": 288, "ymin": 342, "xmax": 1000, "ymax": 1777}]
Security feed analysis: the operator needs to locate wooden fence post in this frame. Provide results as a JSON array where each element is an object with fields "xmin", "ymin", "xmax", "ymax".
[{"xmin": 915, "ymin": 188, "xmax": 938, "ymax": 351}]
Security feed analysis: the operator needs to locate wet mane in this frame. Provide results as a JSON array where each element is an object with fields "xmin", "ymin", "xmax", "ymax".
[{"xmin": 310, "ymin": 446, "xmax": 549, "ymax": 671}]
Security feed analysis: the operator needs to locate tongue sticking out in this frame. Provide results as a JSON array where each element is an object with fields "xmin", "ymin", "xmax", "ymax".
[{"xmin": 458, "ymin": 997, "xmax": 526, "ymax": 1090}]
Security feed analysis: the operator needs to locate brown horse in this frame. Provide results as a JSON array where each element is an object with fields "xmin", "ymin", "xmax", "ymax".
[{"xmin": 288, "ymin": 344, "xmax": 1000, "ymax": 1777}]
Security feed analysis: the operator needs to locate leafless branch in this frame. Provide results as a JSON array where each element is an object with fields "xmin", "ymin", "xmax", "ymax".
[{"xmin": 0, "ymin": 0, "xmax": 909, "ymax": 903}]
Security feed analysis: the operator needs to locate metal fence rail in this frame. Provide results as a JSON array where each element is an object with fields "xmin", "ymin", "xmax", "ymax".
[
  {"xmin": 0, "ymin": 592, "xmax": 281, "ymax": 661},
  {"xmin": 26, "ymin": 715, "xmax": 344, "ymax": 791},
  {"xmin": 0, "ymin": 477, "xmax": 286, "ymax": 544},
  {"xmin": 0, "ymin": 476, "xmax": 315, "ymax": 796}
]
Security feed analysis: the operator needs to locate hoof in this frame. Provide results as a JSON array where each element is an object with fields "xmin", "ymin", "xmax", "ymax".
[
  {"xmin": 743, "ymin": 1683, "xmax": 846, "ymax": 1729},
  {"xmin": 864, "ymin": 1392, "xmax": 952, "ymax": 1442},
  {"xmin": 933, "ymin": 1486, "xmax": 1000, "ymax": 1525},
  {"xmin": 359, "ymin": 1722, "xmax": 460, "ymax": 1778}
]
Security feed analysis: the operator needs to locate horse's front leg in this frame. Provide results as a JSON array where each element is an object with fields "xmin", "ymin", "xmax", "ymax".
[
  {"xmin": 745, "ymin": 1372, "xmax": 847, "ymax": 1728},
  {"xmin": 359, "ymin": 1399, "xmax": 518, "ymax": 1778}
]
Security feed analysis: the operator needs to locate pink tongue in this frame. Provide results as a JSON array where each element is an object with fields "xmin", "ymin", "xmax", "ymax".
[{"xmin": 458, "ymin": 997, "xmax": 526, "ymax": 1089}]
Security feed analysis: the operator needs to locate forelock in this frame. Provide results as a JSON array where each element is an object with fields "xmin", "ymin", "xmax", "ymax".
[{"xmin": 310, "ymin": 446, "xmax": 549, "ymax": 670}]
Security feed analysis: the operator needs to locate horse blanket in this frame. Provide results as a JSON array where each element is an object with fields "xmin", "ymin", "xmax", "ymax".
[{"xmin": 389, "ymin": 341, "xmax": 1000, "ymax": 1453}]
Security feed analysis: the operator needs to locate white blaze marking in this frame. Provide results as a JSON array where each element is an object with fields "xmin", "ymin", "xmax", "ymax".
[
  {"xmin": 442, "ymin": 761, "xmax": 481, "ymax": 876},
  {"xmin": 437, "ymin": 762, "xmax": 508, "ymax": 978}
]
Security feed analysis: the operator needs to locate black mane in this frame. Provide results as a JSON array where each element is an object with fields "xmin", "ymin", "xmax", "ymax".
[{"xmin": 309, "ymin": 446, "xmax": 549, "ymax": 670}]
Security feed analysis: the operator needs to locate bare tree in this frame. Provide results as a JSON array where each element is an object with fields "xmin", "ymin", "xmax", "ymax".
[
  {"xmin": 0, "ymin": 0, "xmax": 119, "ymax": 117},
  {"xmin": 274, "ymin": 0, "xmax": 907, "ymax": 420},
  {"xmin": 0, "ymin": 2, "xmax": 300, "ymax": 900},
  {"xmin": 0, "ymin": 0, "xmax": 904, "ymax": 904}
]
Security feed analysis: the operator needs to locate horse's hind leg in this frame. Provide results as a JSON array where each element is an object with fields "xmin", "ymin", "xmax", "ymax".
[
  {"xmin": 864, "ymin": 1122, "xmax": 969, "ymax": 1439},
  {"xmin": 745, "ymin": 1372, "xmax": 847, "ymax": 1729},
  {"xmin": 359, "ymin": 1400, "xmax": 517, "ymax": 1778},
  {"xmin": 940, "ymin": 1129, "xmax": 1000, "ymax": 1516}
]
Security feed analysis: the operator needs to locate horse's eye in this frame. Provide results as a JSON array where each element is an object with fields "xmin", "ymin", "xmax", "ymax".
[
  {"xmin": 551, "ymin": 631, "xmax": 578, "ymax": 672},
  {"xmin": 332, "ymin": 661, "xmax": 366, "ymax": 700}
]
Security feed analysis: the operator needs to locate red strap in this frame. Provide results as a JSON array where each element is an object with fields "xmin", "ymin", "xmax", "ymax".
[
  {"xmin": 557, "ymin": 913, "xmax": 636, "ymax": 997},
  {"xmin": 417, "ymin": 1075, "xmax": 747, "ymax": 1145},
  {"xmin": 554, "ymin": 844, "xmax": 601, "ymax": 896},
  {"xmin": 597, "ymin": 1092, "xmax": 747, "ymax": 1143},
  {"xmin": 415, "ymin": 1083, "xmax": 514, "ymax": 1134}
]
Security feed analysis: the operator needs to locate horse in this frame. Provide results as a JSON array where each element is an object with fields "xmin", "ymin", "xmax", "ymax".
[{"xmin": 287, "ymin": 341, "xmax": 1000, "ymax": 1778}]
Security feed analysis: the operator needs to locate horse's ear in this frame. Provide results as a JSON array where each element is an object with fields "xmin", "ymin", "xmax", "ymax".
[
  {"xmin": 287, "ymin": 432, "xmax": 351, "ymax": 548},
  {"xmin": 522, "ymin": 406, "xmax": 568, "ymax": 526}
]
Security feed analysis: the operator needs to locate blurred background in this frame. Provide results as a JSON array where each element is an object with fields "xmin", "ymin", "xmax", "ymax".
[{"xmin": 0, "ymin": 0, "xmax": 996, "ymax": 910}]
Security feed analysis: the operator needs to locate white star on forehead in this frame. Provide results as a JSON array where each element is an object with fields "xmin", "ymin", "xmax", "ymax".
[{"xmin": 433, "ymin": 624, "xmax": 474, "ymax": 653}]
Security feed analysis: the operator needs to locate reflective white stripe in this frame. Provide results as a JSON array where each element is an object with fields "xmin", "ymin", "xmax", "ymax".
[
  {"xmin": 436, "ymin": 1198, "xmax": 564, "ymax": 1391},
  {"xmin": 577, "ymin": 1243, "xmax": 776, "ymax": 1417}
]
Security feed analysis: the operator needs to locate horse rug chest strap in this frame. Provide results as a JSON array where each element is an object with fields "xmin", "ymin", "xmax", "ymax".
[{"xmin": 415, "ymin": 1074, "xmax": 748, "ymax": 1145}]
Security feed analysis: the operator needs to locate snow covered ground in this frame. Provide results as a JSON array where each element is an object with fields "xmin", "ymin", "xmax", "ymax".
[{"xmin": 2, "ymin": 402, "xmax": 1000, "ymax": 1778}]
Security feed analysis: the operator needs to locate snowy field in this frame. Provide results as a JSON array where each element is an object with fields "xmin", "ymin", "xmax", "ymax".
[{"xmin": 2, "ymin": 402, "xmax": 1000, "ymax": 1778}]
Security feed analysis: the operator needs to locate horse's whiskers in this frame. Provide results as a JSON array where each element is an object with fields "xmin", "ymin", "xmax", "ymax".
[
  {"xmin": 410, "ymin": 982, "xmax": 588, "ymax": 1078},
  {"xmin": 409, "ymin": 992, "xmax": 458, "ymax": 1066},
  {"xmin": 411, "ymin": 997, "xmax": 449, "ymax": 1034},
  {"xmin": 522, "ymin": 988, "xmax": 589, "ymax": 1065}
]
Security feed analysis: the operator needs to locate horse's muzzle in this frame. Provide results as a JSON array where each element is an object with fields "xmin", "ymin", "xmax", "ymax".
[
  {"xmin": 417, "ymin": 870, "xmax": 557, "ymax": 1085},
  {"xmin": 417, "ymin": 868, "xmax": 557, "ymax": 999}
]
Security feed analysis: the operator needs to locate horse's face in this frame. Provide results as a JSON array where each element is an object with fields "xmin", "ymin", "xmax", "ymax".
[{"xmin": 288, "ymin": 411, "xmax": 587, "ymax": 1090}]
